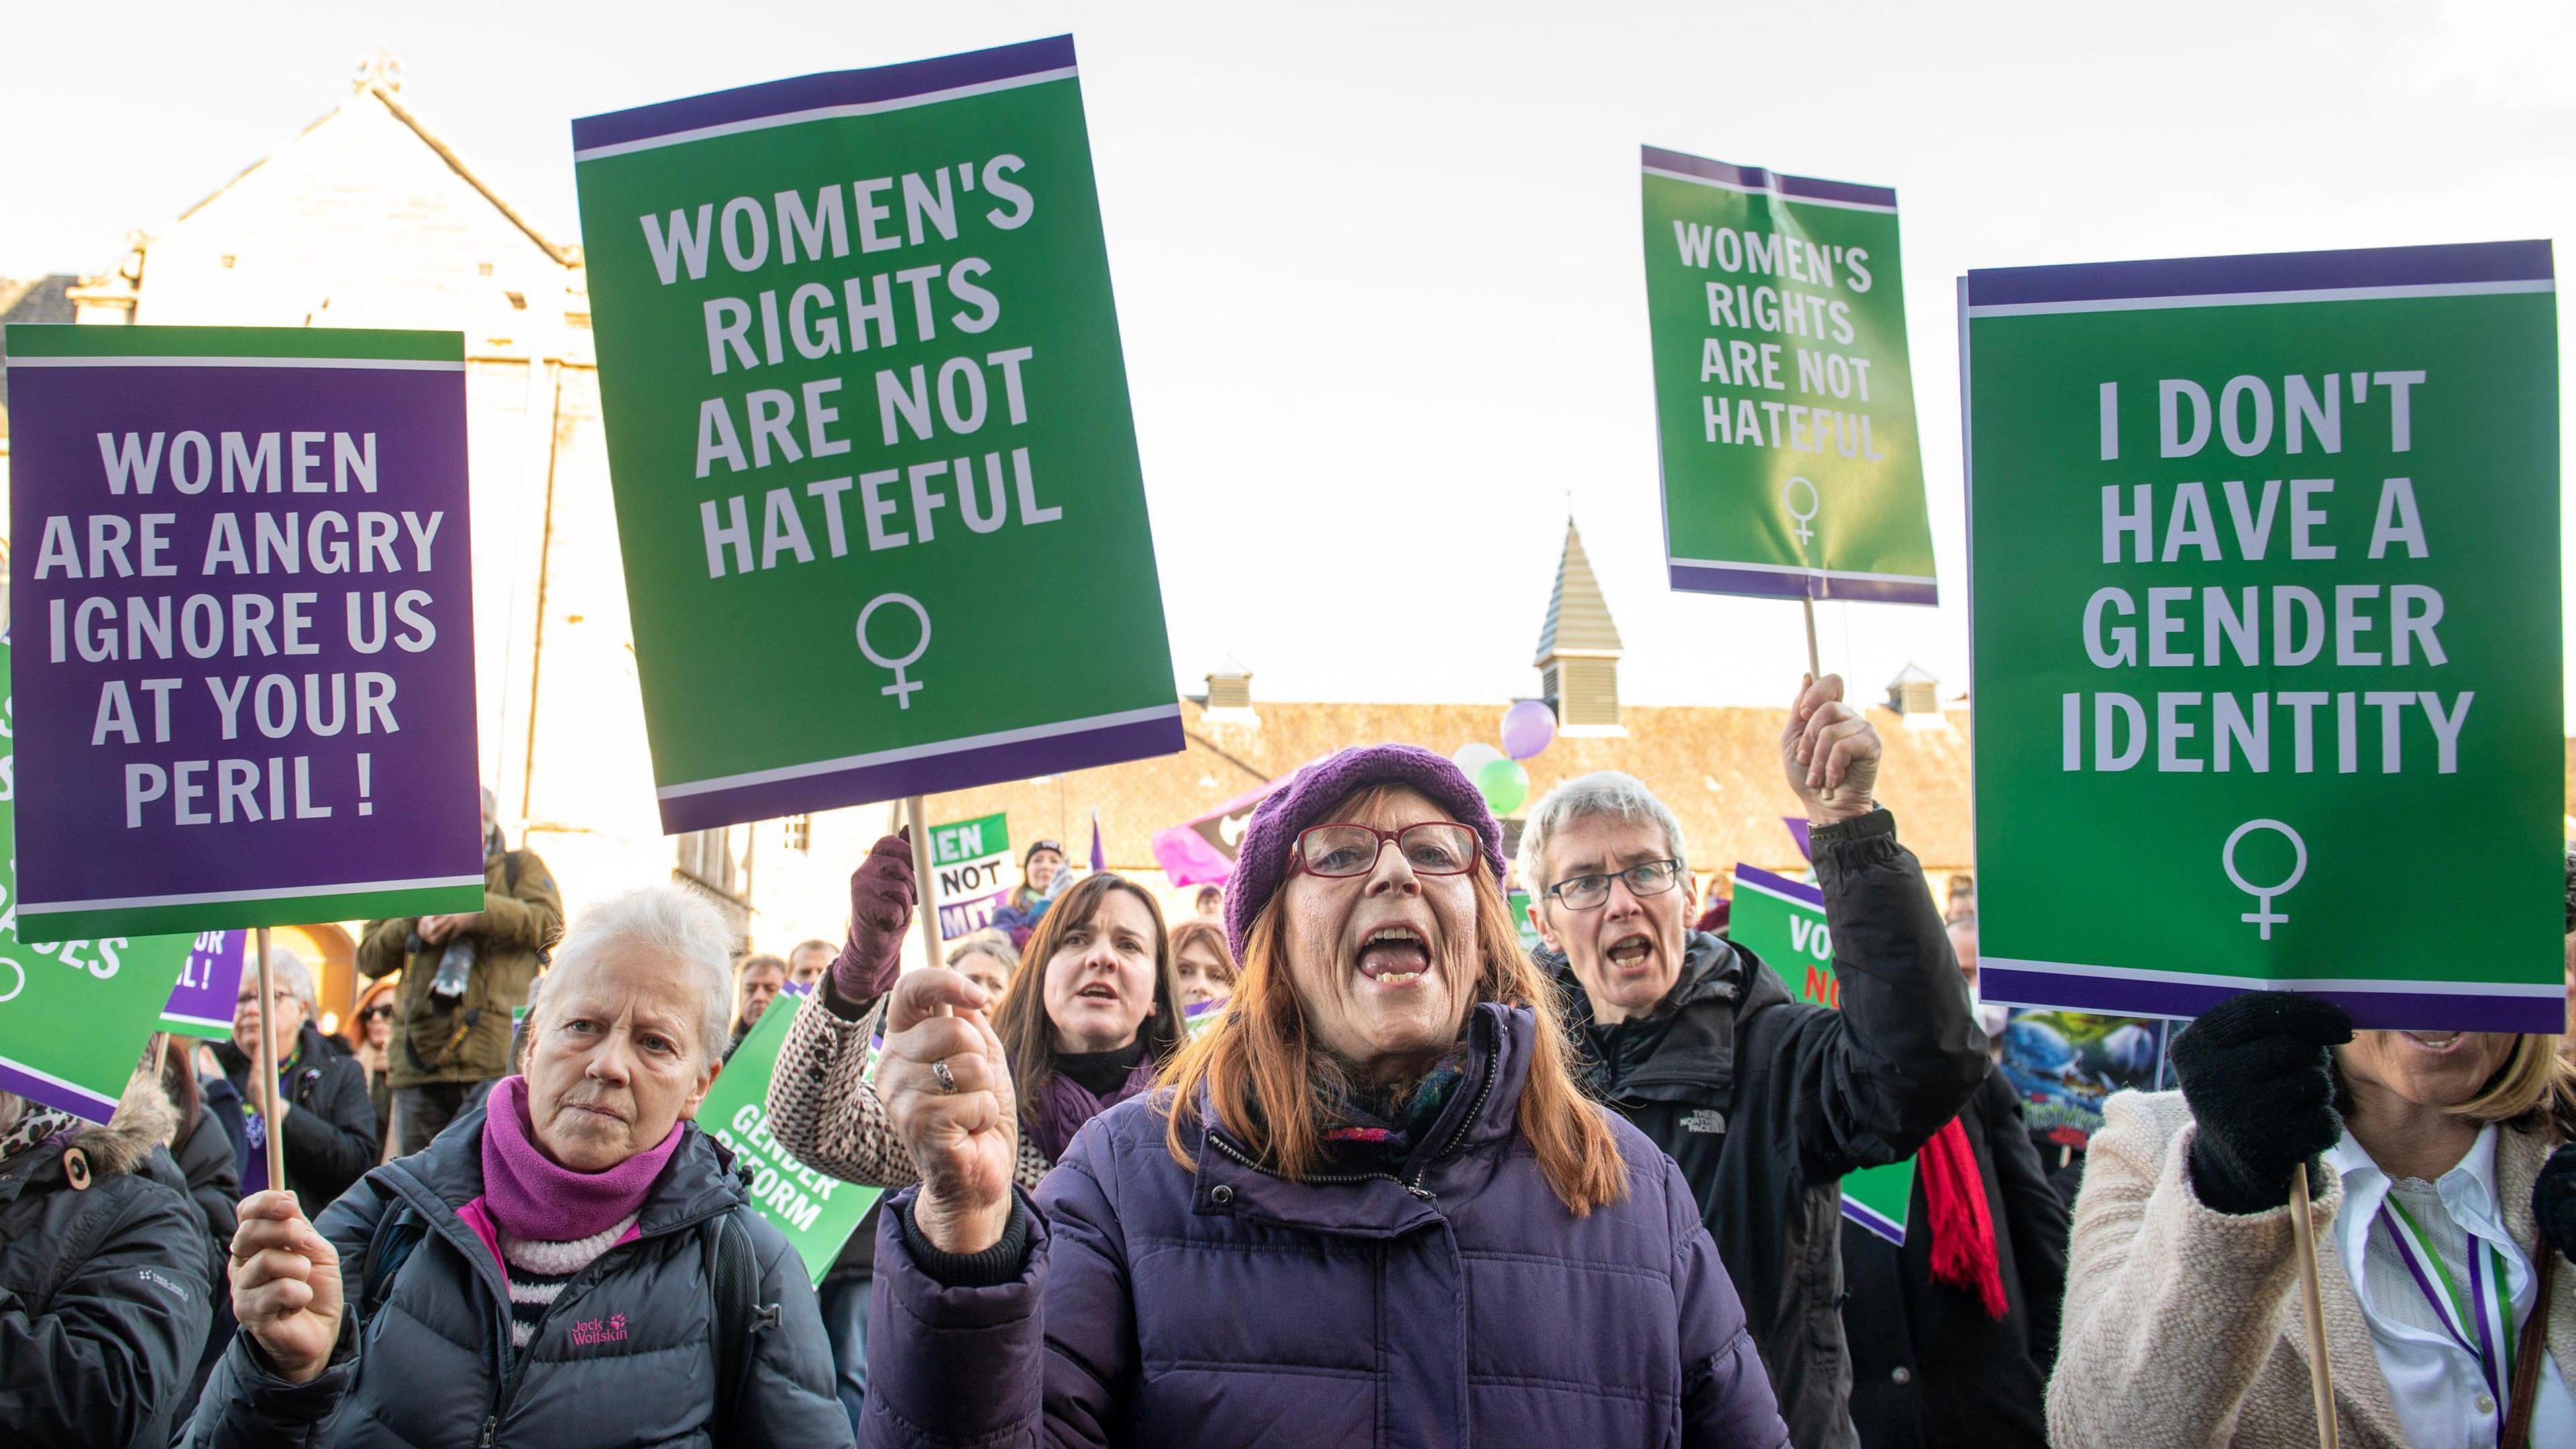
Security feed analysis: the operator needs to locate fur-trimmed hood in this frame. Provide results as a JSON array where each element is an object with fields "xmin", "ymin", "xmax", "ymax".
[{"xmin": 74, "ymin": 1069, "xmax": 181, "ymax": 1179}]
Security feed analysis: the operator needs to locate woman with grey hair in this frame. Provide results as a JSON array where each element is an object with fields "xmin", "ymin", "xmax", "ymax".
[
  {"xmin": 191, "ymin": 885, "xmax": 850, "ymax": 1448},
  {"xmin": 209, "ymin": 948, "xmax": 378, "ymax": 1217}
]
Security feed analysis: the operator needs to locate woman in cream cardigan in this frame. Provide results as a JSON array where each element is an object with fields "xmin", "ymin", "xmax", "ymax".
[{"xmin": 2051, "ymin": 989, "xmax": 2576, "ymax": 1448}]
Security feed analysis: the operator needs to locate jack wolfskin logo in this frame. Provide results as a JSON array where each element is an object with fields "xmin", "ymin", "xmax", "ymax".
[
  {"xmin": 570, "ymin": 1313, "xmax": 629, "ymax": 1346},
  {"xmin": 1681, "ymin": 1109, "xmax": 1725, "ymax": 1135}
]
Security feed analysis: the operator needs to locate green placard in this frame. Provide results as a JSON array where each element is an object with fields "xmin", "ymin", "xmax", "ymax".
[
  {"xmin": 0, "ymin": 633, "xmax": 199, "ymax": 1120},
  {"xmin": 572, "ymin": 38, "xmax": 1182, "ymax": 835},
  {"xmin": 1640, "ymin": 148, "xmax": 1935, "ymax": 605},
  {"xmin": 700, "ymin": 996, "xmax": 877, "ymax": 1284},
  {"xmin": 1964, "ymin": 242, "xmax": 2562, "ymax": 1032},
  {"xmin": 1729, "ymin": 864, "xmax": 1913, "ymax": 1242}
]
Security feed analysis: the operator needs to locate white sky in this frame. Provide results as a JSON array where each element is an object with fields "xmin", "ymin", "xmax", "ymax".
[{"xmin": 5, "ymin": 0, "xmax": 2570, "ymax": 713}]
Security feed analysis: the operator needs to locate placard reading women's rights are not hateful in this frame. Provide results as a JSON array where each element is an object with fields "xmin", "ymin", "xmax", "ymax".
[
  {"xmin": 574, "ymin": 36, "xmax": 1182, "ymax": 832},
  {"xmin": 3, "ymin": 325, "xmax": 485, "ymax": 941}
]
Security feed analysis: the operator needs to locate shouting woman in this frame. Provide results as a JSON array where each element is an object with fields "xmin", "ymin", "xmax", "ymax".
[{"xmin": 837, "ymin": 745, "xmax": 1788, "ymax": 1446}]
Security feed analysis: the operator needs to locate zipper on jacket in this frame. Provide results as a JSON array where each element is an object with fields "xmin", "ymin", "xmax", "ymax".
[
  {"xmin": 476, "ymin": 1203, "xmax": 739, "ymax": 1440},
  {"xmin": 1203, "ymin": 1128, "xmax": 1436, "ymax": 1201}
]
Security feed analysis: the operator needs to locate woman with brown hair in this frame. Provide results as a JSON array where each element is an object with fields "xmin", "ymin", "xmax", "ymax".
[
  {"xmin": 812, "ymin": 745, "xmax": 1787, "ymax": 1448},
  {"xmin": 768, "ymin": 858, "xmax": 1187, "ymax": 1193},
  {"xmin": 1167, "ymin": 915, "xmax": 1238, "ymax": 1015}
]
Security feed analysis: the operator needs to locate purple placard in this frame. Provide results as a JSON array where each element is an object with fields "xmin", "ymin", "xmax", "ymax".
[
  {"xmin": 7, "ymin": 340, "xmax": 485, "ymax": 938},
  {"xmin": 572, "ymin": 34, "xmax": 1077, "ymax": 157},
  {"xmin": 1964, "ymin": 239, "xmax": 2553, "ymax": 309},
  {"xmin": 162, "ymin": 929, "xmax": 248, "ymax": 1038}
]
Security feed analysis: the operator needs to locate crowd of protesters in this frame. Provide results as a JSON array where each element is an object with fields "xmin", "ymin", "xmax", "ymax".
[{"xmin": 9, "ymin": 670, "xmax": 2576, "ymax": 1448}]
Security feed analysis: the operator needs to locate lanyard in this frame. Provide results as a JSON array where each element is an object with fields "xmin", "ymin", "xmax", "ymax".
[{"xmin": 2379, "ymin": 1197, "xmax": 2519, "ymax": 1415}]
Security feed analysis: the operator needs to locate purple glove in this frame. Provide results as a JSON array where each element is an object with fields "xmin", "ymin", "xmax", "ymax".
[{"xmin": 830, "ymin": 833, "xmax": 918, "ymax": 1003}]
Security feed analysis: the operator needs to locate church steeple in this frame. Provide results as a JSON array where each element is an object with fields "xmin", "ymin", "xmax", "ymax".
[{"xmin": 1534, "ymin": 519, "xmax": 1624, "ymax": 733}]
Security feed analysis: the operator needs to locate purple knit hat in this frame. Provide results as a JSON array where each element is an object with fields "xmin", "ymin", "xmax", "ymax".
[{"xmin": 1223, "ymin": 743, "xmax": 1507, "ymax": 959}]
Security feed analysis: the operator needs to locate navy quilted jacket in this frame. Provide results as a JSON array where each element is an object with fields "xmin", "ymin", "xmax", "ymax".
[{"xmin": 863, "ymin": 1002, "xmax": 1790, "ymax": 1448}]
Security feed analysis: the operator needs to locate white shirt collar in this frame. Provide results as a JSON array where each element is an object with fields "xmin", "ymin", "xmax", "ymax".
[{"xmin": 2324, "ymin": 1122, "xmax": 2506, "ymax": 1270}]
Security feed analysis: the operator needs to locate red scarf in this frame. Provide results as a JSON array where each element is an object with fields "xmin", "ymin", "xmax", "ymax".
[{"xmin": 1919, "ymin": 1116, "xmax": 2008, "ymax": 1320}]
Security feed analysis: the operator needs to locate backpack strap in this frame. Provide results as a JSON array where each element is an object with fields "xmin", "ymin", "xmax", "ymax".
[{"xmin": 703, "ymin": 1211, "xmax": 779, "ymax": 1442}]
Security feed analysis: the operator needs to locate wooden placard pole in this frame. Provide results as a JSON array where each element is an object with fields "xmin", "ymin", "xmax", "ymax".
[
  {"xmin": 251, "ymin": 925, "xmax": 287, "ymax": 1195},
  {"xmin": 2288, "ymin": 1161, "xmax": 2339, "ymax": 1447},
  {"xmin": 906, "ymin": 796, "xmax": 944, "ymax": 977},
  {"xmin": 1801, "ymin": 596, "xmax": 1823, "ymax": 681}
]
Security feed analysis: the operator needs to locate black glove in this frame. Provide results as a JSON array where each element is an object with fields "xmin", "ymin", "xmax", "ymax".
[
  {"xmin": 2169, "ymin": 991, "xmax": 2351, "ymax": 1214},
  {"xmin": 2536, "ymin": 1144, "xmax": 2576, "ymax": 1263}
]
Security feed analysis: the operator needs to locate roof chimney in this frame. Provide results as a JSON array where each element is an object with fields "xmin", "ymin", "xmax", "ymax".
[
  {"xmin": 1534, "ymin": 519, "xmax": 1625, "ymax": 735},
  {"xmin": 1886, "ymin": 663, "xmax": 1948, "ymax": 728},
  {"xmin": 1203, "ymin": 658, "xmax": 1257, "ymax": 725}
]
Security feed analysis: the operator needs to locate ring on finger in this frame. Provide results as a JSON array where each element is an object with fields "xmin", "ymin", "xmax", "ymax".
[{"xmin": 930, "ymin": 1059, "xmax": 958, "ymax": 1094}]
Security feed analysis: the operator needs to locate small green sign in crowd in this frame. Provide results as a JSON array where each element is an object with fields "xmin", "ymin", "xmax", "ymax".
[
  {"xmin": 700, "ymin": 996, "xmax": 879, "ymax": 1284},
  {"xmin": 1729, "ymin": 864, "xmax": 1915, "ymax": 1242}
]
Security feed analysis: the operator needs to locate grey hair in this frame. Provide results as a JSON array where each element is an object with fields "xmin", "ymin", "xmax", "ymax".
[
  {"xmin": 539, "ymin": 886, "xmax": 735, "ymax": 1065},
  {"xmin": 264, "ymin": 948, "xmax": 318, "ymax": 1012},
  {"xmin": 1515, "ymin": 771, "xmax": 1690, "ymax": 901},
  {"xmin": 946, "ymin": 930, "xmax": 1021, "ymax": 975}
]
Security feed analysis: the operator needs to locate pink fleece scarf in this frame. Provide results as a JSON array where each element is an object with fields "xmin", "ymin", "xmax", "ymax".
[{"xmin": 477, "ymin": 1075, "xmax": 682, "ymax": 1244}]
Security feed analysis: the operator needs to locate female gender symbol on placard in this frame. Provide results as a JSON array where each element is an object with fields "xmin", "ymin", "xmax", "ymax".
[
  {"xmin": 1782, "ymin": 476, "xmax": 1820, "ymax": 549},
  {"xmin": 0, "ymin": 956, "xmax": 23, "ymax": 1004},
  {"xmin": 2222, "ymin": 818, "xmax": 2306, "ymax": 941},
  {"xmin": 857, "ymin": 594, "xmax": 931, "ymax": 709}
]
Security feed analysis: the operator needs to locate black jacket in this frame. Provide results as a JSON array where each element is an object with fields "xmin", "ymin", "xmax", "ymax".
[
  {"xmin": 214, "ymin": 1022, "xmax": 380, "ymax": 1218},
  {"xmin": 187, "ymin": 1102, "xmax": 851, "ymax": 1448},
  {"xmin": 0, "ymin": 1101, "xmax": 215, "ymax": 1448},
  {"xmin": 1839, "ymin": 1066, "xmax": 2070, "ymax": 1449},
  {"xmin": 1540, "ymin": 810, "xmax": 1987, "ymax": 1449},
  {"xmin": 170, "ymin": 1098, "xmax": 246, "ymax": 1434}
]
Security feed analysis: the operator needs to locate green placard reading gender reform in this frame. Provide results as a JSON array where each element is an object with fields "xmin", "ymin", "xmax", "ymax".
[
  {"xmin": 1965, "ymin": 241, "xmax": 2562, "ymax": 1032},
  {"xmin": 574, "ymin": 37, "xmax": 1182, "ymax": 833},
  {"xmin": 1640, "ymin": 147, "xmax": 1935, "ymax": 604}
]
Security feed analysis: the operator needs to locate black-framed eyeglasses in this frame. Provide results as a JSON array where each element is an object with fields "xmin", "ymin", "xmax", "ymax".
[
  {"xmin": 1291, "ymin": 822, "xmax": 1481, "ymax": 879},
  {"xmin": 1545, "ymin": 859, "xmax": 1684, "ymax": 911}
]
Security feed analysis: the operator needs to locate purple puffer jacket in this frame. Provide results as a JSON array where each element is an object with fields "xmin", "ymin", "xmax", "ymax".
[{"xmin": 863, "ymin": 1002, "xmax": 1789, "ymax": 1448}]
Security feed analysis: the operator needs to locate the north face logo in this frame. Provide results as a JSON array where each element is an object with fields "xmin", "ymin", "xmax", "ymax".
[
  {"xmin": 570, "ymin": 1313, "xmax": 629, "ymax": 1346},
  {"xmin": 1681, "ymin": 1109, "xmax": 1725, "ymax": 1135}
]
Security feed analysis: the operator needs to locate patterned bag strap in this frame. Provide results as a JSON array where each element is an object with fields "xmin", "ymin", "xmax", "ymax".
[{"xmin": 2503, "ymin": 1244, "xmax": 2555, "ymax": 1449}]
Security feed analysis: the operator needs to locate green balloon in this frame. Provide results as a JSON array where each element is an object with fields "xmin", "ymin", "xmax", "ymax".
[{"xmin": 1475, "ymin": 757, "xmax": 1529, "ymax": 816}]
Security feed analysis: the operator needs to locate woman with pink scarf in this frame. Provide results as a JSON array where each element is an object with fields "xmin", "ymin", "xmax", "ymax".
[{"xmin": 191, "ymin": 888, "xmax": 849, "ymax": 1449}]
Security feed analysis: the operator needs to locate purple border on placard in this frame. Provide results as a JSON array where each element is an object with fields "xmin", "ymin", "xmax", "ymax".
[
  {"xmin": 658, "ymin": 712, "xmax": 1183, "ymax": 834},
  {"xmin": 1841, "ymin": 1195, "xmax": 1905, "ymax": 1247},
  {"xmin": 1965, "ymin": 239, "xmax": 2554, "ymax": 309},
  {"xmin": 1979, "ymin": 965, "xmax": 2561, "ymax": 1034},
  {"xmin": 0, "ymin": 1061, "xmax": 117, "ymax": 1122},
  {"xmin": 1669, "ymin": 561, "xmax": 1939, "ymax": 605},
  {"xmin": 573, "ymin": 35, "xmax": 1077, "ymax": 152},
  {"xmin": 1734, "ymin": 863, "xmax": 1823, "ymax": 908},
  {"xmin": 1640, "ymin": 146, "xmax": 1897, "ymax": 211}
]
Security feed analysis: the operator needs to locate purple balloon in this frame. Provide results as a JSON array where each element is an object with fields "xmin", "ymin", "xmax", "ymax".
[{"xmin": 1499, "ymin": 700, "xmax": 1556, "ymax": 760}]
